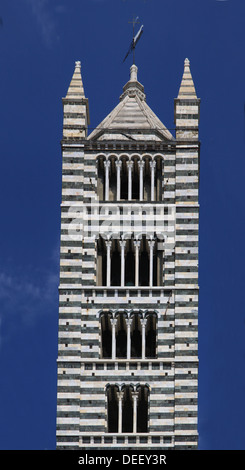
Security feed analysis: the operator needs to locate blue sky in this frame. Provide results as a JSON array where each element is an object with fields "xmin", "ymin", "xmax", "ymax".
[{"xmin": 0, "ymin": 0, "xmax": 245, "ymax": 450}]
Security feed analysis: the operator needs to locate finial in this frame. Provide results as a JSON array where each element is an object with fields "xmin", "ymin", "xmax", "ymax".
[
  {"xmin": 130, "ymin": 64, "xmax": 138, "ymax": 81},
  {"xmin": 75, "ymin": 61, "xmax": 81, "ymax": 69},
  {"xmin": 184, "ymin": 58, "xmax": 190, "ymax": 67}
]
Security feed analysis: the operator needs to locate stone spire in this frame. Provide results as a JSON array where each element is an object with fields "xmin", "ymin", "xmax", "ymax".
[
  {"xmin": 62, "ymin": 61, "xmax": 90, "ymax": 139},
  {"xmin": 174, "ymin": 58, "xmax": 200, "ymax": 141},
  {"xmin": 65, "ymin": 60, "xmax": 85, "ymax": 99},
  {"xmin": 177, "ymin": 58, "xmax": 197, "ymax": 99}
]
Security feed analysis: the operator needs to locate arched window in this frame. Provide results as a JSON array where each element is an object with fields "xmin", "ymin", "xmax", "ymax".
[
  {"xmin": 116, "ymin": 313, "xmax": 127, "ymax": 358},
  {"xmin": 97, "ymin": 155, "xmax": 163, "ymax": 202},
  {"xmin": 155, "ymin": 156, "xmax": 163, "ymax": 201},
  {"xmin": 122, "ymin": 385, "xmax": 134, "ymax": 433},
  {"xmin": 100, "ymin": 312, "xmax": 112, "ymax": 358},
  {"xmin": 132, "ymin": 158, "xmax": 139, "ymax": 200},
  {"xmin": 145, "ymin": 313, "xmax": 157, "ymax": 358},
  {"xmin": 97, "ymin": 236, "xmax": 106, "ymax": 286},
  {"xmin": 131, "ymin": 313, "xmax": 142, "ymax": 358},
  {"xmin": 97, "ymin": 157, "xmax": 105, "ymax": 201},
  {"xmin": 153, "ymin": 237, "xmax": 164, "ymax": 287},
  {"xmin": 125, "ymin": 239, "xmax": 135, "ymax": 286},
  {"xmin": 107, "ymin": 385, "xmax": 119, "ymax": 433},
  {"xmin": 101, "ymin": 311, "xmax": 157, "ymax": 360},
  {"xmin": 139, "ymin": 236, "xmax": 149, "ymax": 286},
  {"xmin": 137, "ymin": 385, "xmax": 149, "ymax": 433},
  {"xmin": 97, "ymin": 238, "xmax": 124, "ymax": 287},
  {"xmin": 111, "ymin": 239, "xmax": 121, "ymax": 286},
  {"xmin": 143, "ymin": 158, "xmax": 151, "ymax": 201},
  {"xmin": 121, "ymin": 158, "xmax": 128, "ymax": 200},
  {"xmin": 106, "ymin": 384, "xmax": 149, "ymax": 434}
]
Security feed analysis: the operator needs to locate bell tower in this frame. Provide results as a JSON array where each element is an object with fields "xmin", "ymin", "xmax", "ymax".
[{"xmin": 56, "ymin": 59, "xmax": 200, "ymax": 450}]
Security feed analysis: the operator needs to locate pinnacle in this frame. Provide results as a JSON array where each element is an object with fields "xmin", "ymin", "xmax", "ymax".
[
  {"xmin": 120, "ymin": 63, "xmax": 146, "ymax": 102},
  {"xmin": 130, "ymin": 64, "xmax": 138, "ymax": 82},
  {"xmin": 65, "ymin": 60, "xmax": 85, "ymax": 99},
  {"xmin": 177, "ymin": 58, "xmax": 197, "ymax": 99}
]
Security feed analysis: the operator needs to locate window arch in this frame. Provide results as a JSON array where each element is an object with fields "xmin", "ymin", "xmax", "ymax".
[
  {"xmin": 139, "ymin": 236, "xmax": 149, "ymax": 286},
  {"xmin": 116, "ymin": 312, "xmax": 127, "ymax": 359},
  {"xmin": 100, "ymin": 311, "xmax": 112, "ymax": 358},
  {"xmin": 125, "ymin": 238, "xmax": 135, "ymax": 286},
  {"xmin": 111, "ymin": 239, "xmax": 121, "ymax": 286},
  {"xmin": 96, "ymin": 236, "xmax": 107, "ymax": 286},
  {"xmin": 100, "ymin": 311, "xmax": 157, "ymax": 360},
  {"xmin": 137, "ymin": 384, "xmax": 149, "ymax": 433},
  {"xmin": 97, "ymin": 155, "xmax": 163, "ymax": 202},
  {"xmin": 122, "ymin": 385, "xmax": 134, "ymax": 433},
  {"xmin": 106, "ymin": 384, "xmax": 119, "ymax": 433},
  {"xmin": 130, "ymin": 313, "xmax": 142, "ymax": 358},
  {"xmin": 106, "ymin": 384, "xmax": 149, "ymax": 434},
  {"xmin": 145, "ymin": 312, "xmax": 157, "ymax": 358}
]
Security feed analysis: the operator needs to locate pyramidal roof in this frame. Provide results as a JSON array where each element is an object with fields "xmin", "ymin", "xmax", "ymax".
[
  {"xmin": 88, "ymin": 65, "xmax": 174, "ymax": 142},
  {"xmin": 177, "ymin": 58, "xmax": 197, "ymax": 99},
  {"xmin": 65, "ymin": 61, "xmax": 85, "ymax": 99}
]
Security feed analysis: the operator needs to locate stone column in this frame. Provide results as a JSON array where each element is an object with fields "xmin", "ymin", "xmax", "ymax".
[
  {"xmin": 104, "ymin": 160, "xmax": 111, "ymax": 201},
  {"xmin": 148, "ymin": 240, "xmax": 155, "ymax": 287},
  {"xmin": 117, "ymin": 391, "xmax": 124, "ymax": 434},
  {"xmin": 140, "ymin": 318, "xmax": 147, "ymax": 360},
  {"xmin": 110, "ymin": 318, "xmax": 117, "ymax": 360},
  {"xmin": 149, "ymin": 160, "xmax": 156, "ymax": 201},
  {"xmin": 115, "ymin": 160, "xmax": 122, "ymax": 201},
  {"xmin": 119, "ymin": 240, "xmax": 126, "ymax": 287},
  {"xmin": 132, "ymin": 392, "xmax": 138, "ymax": 434},
  {"xmin": 127, "ymin": 160, "xmax": 133, "ymax": 201},
  {"xmin": 133, "ymin": 240, "xmax": 141, "ymax": 287},
  {"xmin": 105, "ymin": 240, "xmax": 112, "ymax": 287},
  {"xmin": 126, "ymin": 318, "xmax": 133, "ymax": 360},
  {"xmin": 138, "ymin": 160, "xmax": 145, "ymax": 201}
]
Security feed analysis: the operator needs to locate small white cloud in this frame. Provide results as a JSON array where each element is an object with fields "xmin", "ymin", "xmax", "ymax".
[
  {"xmin": 0, "ymin": 240, "xmax": 60, "ymax": 344},
  {"xmin": 25, "ymin": 0, "xmax": 59, "ymax": 47},
  {"xmin": 0, "ymin": 268, "xmax": 58, "ymax": 312}
]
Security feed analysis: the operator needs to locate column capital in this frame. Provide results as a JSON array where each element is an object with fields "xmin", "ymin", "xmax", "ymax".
[
  {"xmin": 105, "ymin": 240, "xmax": 112, "ymax": 249},
  {"xmin": 133, "ymin": 240, "xmax": 141, "ymax": 249},
  {"xmin": 138, "ymin": 160, "xmax": 145, "ymax": 169},
  {"xmin": 126, "ymin": 160, "xmax": 134, "ymax": 170},
  {"xmin": 115, "ymin": 159, "xmax": 122, "ymax": 169},
  {"xmin": 104, "ymin": 160, "xmax": 111, "ymax": 169},
  {"xmin": 140, "ymin": 318, "xmax": 147, "ymax": 327},
  {"xmin": 148, "ymin": 239, "xmax": 155, "ymax": 249},
  {"xmin": 149, "ymin": 160, "xmax": 156, "ymax": 170},
  {"xmin": 117, "ymin": 390, "xmax": 124, "ymax": 400},
  {"xmin": 119, "ymin": 240, "xmax": 127, "ymax": 249},
  {"xmin": 132, "ymin": 391, "xmax": 139, "ymax": 401}
]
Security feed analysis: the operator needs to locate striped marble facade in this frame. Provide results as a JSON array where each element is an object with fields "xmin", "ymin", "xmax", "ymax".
[{"xmin": 56, "ymin": 60, "xmax": 200, "ymax": 449}]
